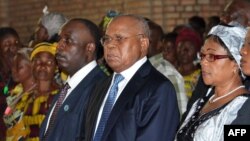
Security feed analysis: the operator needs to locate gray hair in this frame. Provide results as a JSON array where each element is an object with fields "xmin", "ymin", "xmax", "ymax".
[
  {"xmin": 17, "ymin": 47, "xmax": 32, "ymax": 61},
  {"xmin": 111, "ymin": 14, "xmax": 150, "ymax": 38},
  {"xmin": 41, "ymin": 13, "xmax": 68, "ymax": 40}
]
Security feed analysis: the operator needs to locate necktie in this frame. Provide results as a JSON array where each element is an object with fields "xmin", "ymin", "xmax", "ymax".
[
  {"xmin": 93, "ymin": 74, "xmax": 124, "ymax": 141},
  {"xmin": 43, "ymin": 83, "xmax": 70, "ymax": 140}
]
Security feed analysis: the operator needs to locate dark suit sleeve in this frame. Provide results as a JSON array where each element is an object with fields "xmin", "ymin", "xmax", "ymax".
[{"xmin": 136, "ymin": 82, "xmax": 180, "ymax": 141}]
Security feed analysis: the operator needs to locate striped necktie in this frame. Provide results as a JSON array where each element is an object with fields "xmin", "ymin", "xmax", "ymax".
[
  {"xmin": 43, "ymin": 83, "xmax": 70, "ymax": 140},
  {"xmin": 93, "ymin": 74, "xmax": 124, "ymax": 141}
]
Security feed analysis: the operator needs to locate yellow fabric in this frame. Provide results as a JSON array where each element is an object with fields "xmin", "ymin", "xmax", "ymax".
[
  {"xmin": 60, "ymin": 71, "xmax": 68, "ymax": 82},
  {"xmin": 30, "ymin": 42, "xmax": 57, "ymax": 60},
  {"xmin": 26, "ymin": 137, "xmax": 39, "ymax": 141},
  {"xmin": 183, "ymin": 69, "xmax": 201, "ymax": 98},
  {"xmin": 6, "ymin": 120, "xmax": 30, "ymax": 141},
  {"xmin": 5, "ymin": 84, "xmax": 31, "ymax": 141}
]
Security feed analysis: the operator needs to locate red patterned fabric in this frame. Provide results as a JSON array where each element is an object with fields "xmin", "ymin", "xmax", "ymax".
[{"xmin": 176, "ymin": 27, "xmax": 202, "ymax": 51}]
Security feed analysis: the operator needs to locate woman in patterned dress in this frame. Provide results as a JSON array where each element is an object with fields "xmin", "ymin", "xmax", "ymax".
[{"xmin": 22, "ymin": 42, "xmax": 59, "ymax": 141}]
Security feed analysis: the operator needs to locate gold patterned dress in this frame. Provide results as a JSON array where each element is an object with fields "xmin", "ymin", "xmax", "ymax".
[
  {"xmin": 21, "ymin": 89, "xmax": 58, "ymax": 141},
  {"xmin": 4, "ymin": 84, "xmax": 34, "ymax": 141},
  {"xmin": 3, "ymin": 84, "xmax": 58, "ymax": 141},
  {"xmin": 183, "ymin": 69, "xmax": 201, "ymax": 98}
]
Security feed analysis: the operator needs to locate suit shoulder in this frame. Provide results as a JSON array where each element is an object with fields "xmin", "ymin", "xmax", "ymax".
[{"xmin": 150, "ymin": 65, "xmax": 172, "ymax": 84}]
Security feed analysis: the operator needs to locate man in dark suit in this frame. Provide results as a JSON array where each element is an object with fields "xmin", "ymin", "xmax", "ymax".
[
  {"xmin": 85, "ymin": 14, "xmax": 180, "ymax": 141},
  {"xmin": 39, "ymin": 18, "xmax": 106, "ymax": 141}
]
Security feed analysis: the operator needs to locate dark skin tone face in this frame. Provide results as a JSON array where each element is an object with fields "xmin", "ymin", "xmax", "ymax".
[
  {"xmin": 34, "ymin": 23, "xmax": 49, "ymax": 43},
  {"xmin": 104, "ymin": 16, "xmax": 149, "ymax": 73},
  {"xmin": 0, "ymin": 34, "xmax": 21, "ymax": 69},
  {"xmin": 32, "ymin": 52, "xmax": 56, "ymax": 81},
  {"xmin": 200, "ymin": 38, "xmax": 237, "ymax": 86},
  {"xmin": 176, "ymin": 40, "xmax": 197, "ymax": 65},
  {"xmin": 11, "ymin": 54, "xmax": 33, "ymax": 83},
  {"xmin": 56, "ymin": 20, "xmax": 96, "ymax": 76},
  {"xmin": 240, "ymin": 30, "xmax": 250, "ymax": 76},
  {"xmin": 162, "ymin": 40, "xmax": 177, "ymax": 65}
]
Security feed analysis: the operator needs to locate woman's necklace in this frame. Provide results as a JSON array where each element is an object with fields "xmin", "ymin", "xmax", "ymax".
[{"xmin": 209, "ymin": 85, "xmax": 245, "ymax": 103}]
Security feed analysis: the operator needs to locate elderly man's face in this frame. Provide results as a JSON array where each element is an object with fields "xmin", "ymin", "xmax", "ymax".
[{"xmin": 103, "ymin": 16, "xmax": 148, "ymax": 73}]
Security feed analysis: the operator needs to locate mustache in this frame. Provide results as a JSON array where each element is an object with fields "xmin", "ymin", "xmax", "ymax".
[{"xmin": 55, "ymin": 53, "xmax": 66, "ymax": 59}]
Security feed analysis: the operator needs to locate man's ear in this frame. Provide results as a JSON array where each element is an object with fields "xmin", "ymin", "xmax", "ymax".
[
  {"xmin": 87, "ymin": 43, "xmax": 96, "ymax": 54},
  {"xmin": 140, "ymin": 36, "xmax": 149, "ymax": 56}
]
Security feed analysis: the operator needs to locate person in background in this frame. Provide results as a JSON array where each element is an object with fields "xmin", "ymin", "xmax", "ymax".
[
  {"xmin": 3, "ymin": 48, "xmax": 36, "ymax": 141},
  {"xmin": 29, "ymin": 12, "xmax": 68, "ymax": 48},
  {"xmin": 85, "ymin": 14, "xmax": 179, "ymax": 141},
  {"xmin": 188, "ymin": 16, "xmax": 206, "ymax": 40},
  {"xmin": 162, "ymin": 32, "xmax": 178, "ymax": 68},
  {"xmin": 97, "ymin": 10, "xmax": 120, "ymax": 76},
  {"xmin": 21, "ymin": 42, "xmax": 59, "ymax": 141},
  {"xmin": 0, "ymin": 27, "xmax": 22, "ymax": 140},
  {"xmin": 205, "ymin": 16, "xmax": 220, "ymax": 35},
  {"xmin": 29, "ymin": 11, "xmax": 68, "ymax": 86},
  {"xmin": 241, "ymin": 29, "xmax": 250, "ymax": 77},
  {"xmin": 176, "ymin": 27, "xmax": 202, "ymax": 99},
  {"xmin": 231, "ymin": 28, "xmax": 250, "ymax": 124},
  {"xmin": 176, "ymin": 24, "xmax": 248, "ymax": 141},
  {"xmin": 147, "ymin": 19, "xmax": 187, "ymax": 114},
  {"xmin": 40, "ymin": 18, "xmax": 107, "ymax": 141}
]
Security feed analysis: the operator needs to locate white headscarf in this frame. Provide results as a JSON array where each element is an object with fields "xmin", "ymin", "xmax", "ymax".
[
  {"xmin": 41, "ymin": 13, "xmax": 67, "ymax": 40},
  {"xmin": 208, "ymin": 25, "xmax": 247, "ymax": 70}
]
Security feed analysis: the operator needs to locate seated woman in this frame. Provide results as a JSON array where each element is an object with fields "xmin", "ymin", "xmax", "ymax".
[
  {"xmin": 176, "ymin": 24, "xmax": 248, "ymax": 141},
  {"xmin": 21, "ymin": 42, "xmax": 59, "ymax": 141},
  {"xmin": 3, "ymin": 48, "xmax": 36, "ymax": 141}
]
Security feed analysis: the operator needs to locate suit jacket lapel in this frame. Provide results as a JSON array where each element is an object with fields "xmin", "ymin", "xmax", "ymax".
[
  {"xmin": 102, "ymin": 61, "xmax": 152, "ymax": 141},
  {"xmin": 87, "ymin": 76, "xmax": 112, "ymax": 140},
  {"xmin": 56, "ymin": 66, "xmax": 103, "ymax": 117}
]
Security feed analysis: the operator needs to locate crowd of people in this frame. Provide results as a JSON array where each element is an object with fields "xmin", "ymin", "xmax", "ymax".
[{"xmin": 0, "ymin": 0, "xmax": 250, "ymax": 141}]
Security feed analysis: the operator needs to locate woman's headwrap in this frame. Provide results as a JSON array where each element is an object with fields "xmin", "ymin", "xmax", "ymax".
[
  {"xmin": 175, "ymin": 27, "xmax": 202, "ymax": 51},
  {"xmin": 30, "ymin": 42, "xmax": 57, "ymax": 60},
  {"xmin": 208, "ymin": 25, "xmax": 247, "ymax": 70},
  {"xmin": 40, "ymin": 13, "xmax": 67, "ymax": 40}
]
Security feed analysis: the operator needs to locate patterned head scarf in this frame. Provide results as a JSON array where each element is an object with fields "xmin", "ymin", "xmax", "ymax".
[
  {"xmin": 30, "ymin": 42, "xmax": 57, "ymax": 60},
  {"xmin": 208, "ymin": 25, "xmax": 247, "ymax": 69},
  {"xmin": 40, "ymin": 13, "xmax": 67, "ymax": 40}
]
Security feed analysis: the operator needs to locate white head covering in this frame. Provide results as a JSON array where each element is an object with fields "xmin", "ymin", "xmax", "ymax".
[
  {"xmin": 41, "ymin": 13, "xmax": 67, "ymax": 40},
  {"xmin": 208, "ymin": 25, "xmax": 247, "ymax": 70}
]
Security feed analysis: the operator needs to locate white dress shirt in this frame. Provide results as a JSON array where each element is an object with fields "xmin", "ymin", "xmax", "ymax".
[
  {"xmin": 94, "ymin": 57, "xmax": 147, "ymax": 135},
  {"xmin": 45, "ymin": 60, "xmax": 97, "ymax": 133}
]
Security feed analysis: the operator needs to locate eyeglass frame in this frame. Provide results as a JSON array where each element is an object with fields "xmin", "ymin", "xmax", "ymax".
[
  {"xmin": 199, "ymin": 52, "xmax": 233, "ymax": 62},
  {"xmin": 100, "ymin": 34, "xmax": 145, "ymax": 46}
]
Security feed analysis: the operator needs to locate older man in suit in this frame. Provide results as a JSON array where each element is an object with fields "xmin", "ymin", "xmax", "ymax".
[
  {"xmin": 85, "ymin": 14, "xmax": 180, "ymax": 141},
  {"xmin": 39, "ymin": 18, "xmax": 106, "ymax": 141}
]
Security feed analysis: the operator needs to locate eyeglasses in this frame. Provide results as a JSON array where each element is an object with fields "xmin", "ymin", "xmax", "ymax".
[
  {"xmin": 199, "ymin": 52, "xmax": 231, "ymax": 62},
  {"xmin": 100, "ymin": 34, "xmax": 144, "ymax": 46}
]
